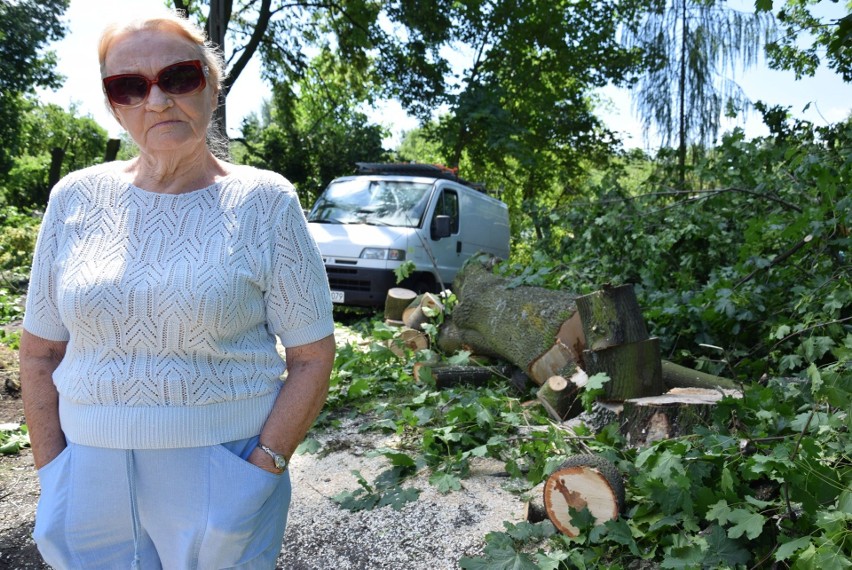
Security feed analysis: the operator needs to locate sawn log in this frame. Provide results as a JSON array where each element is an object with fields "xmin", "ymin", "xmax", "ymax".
[{"xmin": 436, "ymin": 256, "xmax": 584, "ymax": 385}]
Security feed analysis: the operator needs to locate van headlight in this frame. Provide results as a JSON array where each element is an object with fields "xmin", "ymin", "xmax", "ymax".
[{"xmin": 360, "ymin": 248, "xmax": 406, "ymax": 261}]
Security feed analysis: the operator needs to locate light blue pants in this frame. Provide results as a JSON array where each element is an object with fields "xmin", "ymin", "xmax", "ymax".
[{"xmin": 33, "ymin": 436, "xmax": 291, "ymax": 569}]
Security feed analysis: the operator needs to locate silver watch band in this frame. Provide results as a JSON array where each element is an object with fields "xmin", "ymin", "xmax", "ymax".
[{"xmin": 258, "ymin": 443, "xmax": 288, "ymax": 472}]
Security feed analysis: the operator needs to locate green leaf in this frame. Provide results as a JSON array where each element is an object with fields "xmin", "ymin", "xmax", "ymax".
[
  {"xmin": 703, "ymin": 524, "xmax": 750, "ymax": 567},
  {"xmin": 447, "ymin": 350, "xmax": 472, "ymax": 365},
  {"xmin": 378, "ymin": 486, "xmax": 421, "ymax": 510},
  {"xmin": 838, "ymin": 488, "xmax": 852, "ymax": 513},
  {"xmin": 754, "ymin": 0, "xmax": 773, "ymax": 12},
  {"xmin": 661, "ymin": 541, "xmax": 705, "ymax": 568},
  {"xmin": 726, "ymin": 508, "xmax": 766, "ymax": 540},
  {"xmin": 706, "ymin": 499, "xmax": 732, "ymax": 524},
  {"xmin": 602, "ymin": 518, "xmax": 640, "ymax": 555},
  {"xmin": 295, "ymin": 437, "xmax": 321, "ymax": 455},
  {"xmin": 720, "ymin": 467, "xmax": 734, "ymax": 496},
  {"xmin": 775, "ymin": 536, "xmax": 812, "ymax": 561},
  {"xmin": 430, "ymin": 471, "xmax": 462, "ymax": 494},
  {"xmin": 381, "ymin": 450, "xmax": 416, "ymax": 468},
  {"xmin": 459, "ymin": 533, "xmax": 540, "ymax": 570}
]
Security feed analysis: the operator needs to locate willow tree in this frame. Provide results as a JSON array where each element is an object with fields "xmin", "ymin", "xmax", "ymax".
[{"xmin": 621, "ymin": 0, "xmax": 774, "ymax": 186}]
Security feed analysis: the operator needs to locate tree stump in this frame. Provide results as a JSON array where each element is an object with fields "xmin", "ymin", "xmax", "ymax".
[
  {"xmin": 620, "ymin": 387, "xmax": 741, "ymax": 447},
  {"xmin": 575, "ymin": 284, "xmax": 648, "ymax": 351},
  {"xmin": 543, "ymin": 454, "xmax": 625, "ymax": 537},
  {"xmin": 583, "ymin": 337, "xmax": 663, "ymax": 400}
]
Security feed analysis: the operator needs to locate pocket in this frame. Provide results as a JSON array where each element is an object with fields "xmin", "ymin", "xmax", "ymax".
[
  {"xmin": 198, "ymin": 444, "xmax": 290, "ymax": 568},
  {"xmin": 36, "ymin": 445, "xmax": 71, "ymax": 478},
  {"xmin": 213, "ymin": 439, "xmax": 283, "ymax": 480},
  {"xmin": 33, "ymin": 445, "xmax": 74, "ymax": 567}
]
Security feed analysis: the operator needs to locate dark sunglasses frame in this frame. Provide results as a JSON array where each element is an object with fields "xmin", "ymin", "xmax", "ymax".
[{"xmin": 102, "ymin": 60, "xmax": 208, "ymax": 108}]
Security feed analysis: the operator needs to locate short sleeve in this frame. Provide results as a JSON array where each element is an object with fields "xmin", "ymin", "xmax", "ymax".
[
  {"xmin": 264, "ymin": 190, "xmax": 334, "ymax": 347},
  {"xmin": 22, "ymin": 184, "xmax": 71, "ymax": 341}
]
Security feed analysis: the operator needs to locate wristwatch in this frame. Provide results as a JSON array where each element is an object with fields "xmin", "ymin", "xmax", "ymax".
[{"xmin": 258, "ymin": 444, "xmax": 289, "ymax": 472}]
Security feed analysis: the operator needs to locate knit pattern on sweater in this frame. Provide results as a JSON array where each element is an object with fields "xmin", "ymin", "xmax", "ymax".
[{"xmin": 23, "ymin": 163, "xmax": 334, "ymax": 448}]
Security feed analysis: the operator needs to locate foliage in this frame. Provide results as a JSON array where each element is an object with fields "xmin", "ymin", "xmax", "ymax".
[
  {"xmin": 0, "ymin": 0, "xmax": 69, "ymax": 176},
  {"xmin": 0, "ymin": 328, "xmax": 21, "ymax": 349},
  {"xmin": 0, "ymin": 207, "xmax": 40, "ymax": 275},
  {"xmin": 307, "ymin": 111, "xmax": 850, "ymax": 567},
  {"xmin": 463, "ymin": 373, "xmax": 851, "ymax": 568},
  {"xmin": 620, "ymin": 0, "xmax": 774, "ymax": 184},
  {"xmin": 0, "ymin": 0, "xmax": 68, "ymax": 94},
  {"xmin": 236, "ymin": 51, "xmax": 388, "ymax": 204},
  {"xmin": 0, "ymin": 102, "xmax": 109, "ymax": 209},
  {"xmin": 0, "ymin": 424, "xmax": 29, "ymax": 455},
  {"xmin": 332, "ymin": 463, "xmax": 421, "ymax": 512},
  {"xmin": 760, "ymin": 0, "xmax": 852, "ymax": 80},
  {"xmin": 500, "ymin": 116, "xmax": 850, "ymax": 383}
]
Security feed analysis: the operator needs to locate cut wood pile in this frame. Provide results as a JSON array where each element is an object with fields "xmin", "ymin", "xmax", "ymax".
[
  {"xmin": 383, "ymin": 255, "xmax": 740, "ymax": 442},
  {"xmin": 381, "ymin": 254, "xmax": 743, "ymax": 536}
]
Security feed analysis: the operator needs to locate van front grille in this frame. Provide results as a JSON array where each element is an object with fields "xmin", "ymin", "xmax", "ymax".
[{"xmin": 326, "ymin": 267, "xmax": 371, "ymax": 292}]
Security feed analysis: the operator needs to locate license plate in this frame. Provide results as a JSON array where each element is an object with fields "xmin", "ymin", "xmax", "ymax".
[{"xmin": 330, "ymin": 290, "xmax": 345, "ymax": 303}]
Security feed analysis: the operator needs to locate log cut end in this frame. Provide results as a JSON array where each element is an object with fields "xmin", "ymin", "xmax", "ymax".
[{"xmin": 543, "ymin": 454, "xmax": 625, "ymax": 537}]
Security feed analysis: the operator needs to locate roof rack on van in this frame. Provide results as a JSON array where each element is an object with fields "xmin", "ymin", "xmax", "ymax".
[{"xmin": 354, "ymin": 162, "xmax": 487, "ymax": 193}]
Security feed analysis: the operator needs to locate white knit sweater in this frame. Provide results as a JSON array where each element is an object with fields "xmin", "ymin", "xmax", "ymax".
[{"xmin": 23, "ymin": 162, "xmax": 334, "ymax": 449}]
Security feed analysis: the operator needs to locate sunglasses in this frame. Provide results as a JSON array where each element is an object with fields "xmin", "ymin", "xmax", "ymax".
[{"xmin": 102, "ymin": 60, "xmax": 207, "ymax": 107}]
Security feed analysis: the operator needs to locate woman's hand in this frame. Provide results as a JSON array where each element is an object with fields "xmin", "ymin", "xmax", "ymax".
[
  {"xmin": 247, "ymin": 446, "xmax": 284, "ymax": 475},
  {"xmin": 256, "ymin": 334, "xmax": 335, "ymax": 469}
]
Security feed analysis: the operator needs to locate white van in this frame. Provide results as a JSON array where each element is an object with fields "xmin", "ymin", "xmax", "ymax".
[{"xmin": 306, "ymin": 163, "xmax": 511, "ymax": 307}]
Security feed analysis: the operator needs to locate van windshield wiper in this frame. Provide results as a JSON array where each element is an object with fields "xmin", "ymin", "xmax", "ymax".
[{"xmin": 308, "ymin": 217, "xmax": 345, "ymax": 224}]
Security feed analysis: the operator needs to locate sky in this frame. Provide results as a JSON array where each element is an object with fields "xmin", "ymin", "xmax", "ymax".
[{"xmin": 39, "ymin": 0, "xmax": 851, "ymax": 150}]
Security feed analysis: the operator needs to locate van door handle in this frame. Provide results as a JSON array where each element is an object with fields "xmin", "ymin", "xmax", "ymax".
[{"xmin": 456, "ymin": 241, "xmax": 462, "ymax": 254}]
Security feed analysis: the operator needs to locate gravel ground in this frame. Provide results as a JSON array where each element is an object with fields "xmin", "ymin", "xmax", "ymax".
[
  {"xmin": 0, "ymin": 407, "xmax": 525, "ymax": 569},
  {"xmin": 0, "ymin": 325, "xmax": 527, "ymax": 569}
]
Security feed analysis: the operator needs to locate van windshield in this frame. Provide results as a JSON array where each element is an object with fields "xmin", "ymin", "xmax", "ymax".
[{"xmin": 308, "ymin": 179, "xmax": 432, "ymax": 228}]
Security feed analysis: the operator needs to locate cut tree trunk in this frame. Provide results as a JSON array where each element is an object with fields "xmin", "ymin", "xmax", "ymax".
[
  {"xmin": 575, "ymin": 284, "xmax": 648, "ymax": 351},
  {"xmin": 436, "ymin": 257, "xmax": 583, "ymax": 384},
  {"xmin": 620, "ymin": 387, "xmax": 741, "ymax": 447},
  {"xmin": 583, "ymin": 338, "xmax": 663, "ymax": 401},
  {"xmin": 413, "ymin": 363, "xmax": 514, "ymax": 388},
  {"xmin": 662, "ymin": 360, "xmax": 738, "ymax": 390},
  {"xmin": 387, "ymin": 327, "xmax": 429, "ymax": 357},
  {"xmin": 385, "ymin": 288, "xmax": 417, "ymax": 323},
  {"xmin": 535, "ymin": 368, "xmax": 588, "ymax": 422},
  {"xmin": 402, "ymin": 292, "xmax": 444, "ymax": 330},
  {"xmin": 543, "ymin": 454, "xmax": 625, "ymax": 537}
]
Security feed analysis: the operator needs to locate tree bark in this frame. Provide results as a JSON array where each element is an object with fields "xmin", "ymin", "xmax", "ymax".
[
  {"xmin": 583, "ymin": 338, "xmax": 663, "ymax": 401},
  {"xmin": 436, "ymin": 257, "xmax": 582, "ymax": 384},
  {"xmin": 575, "ymin": 284, "xmax": 648, "ymax": 350},
  {"xmin": 661, "ymin": 360, "xmax": 738, "ymax": 390},
  {"xmin": 535, "ymin": 368, "xmax": 588, "ymax": 422},
  {"xmin": 413, "ymin": 363, "xmax": 514, "ymax": 389},
  {"xmin": 104, "ymin": 139, "xmax": 121, "ymax": 162}
]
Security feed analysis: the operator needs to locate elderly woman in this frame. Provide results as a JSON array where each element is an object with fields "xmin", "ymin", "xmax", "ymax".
[{"xmin": 19, "ymin": 8, "xmax": 335, "ymax": 569}]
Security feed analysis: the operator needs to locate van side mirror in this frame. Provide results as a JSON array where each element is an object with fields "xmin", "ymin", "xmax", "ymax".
[{"xmin": 432, "ymin": 215, "xmax": 451, "ymax": 240}]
